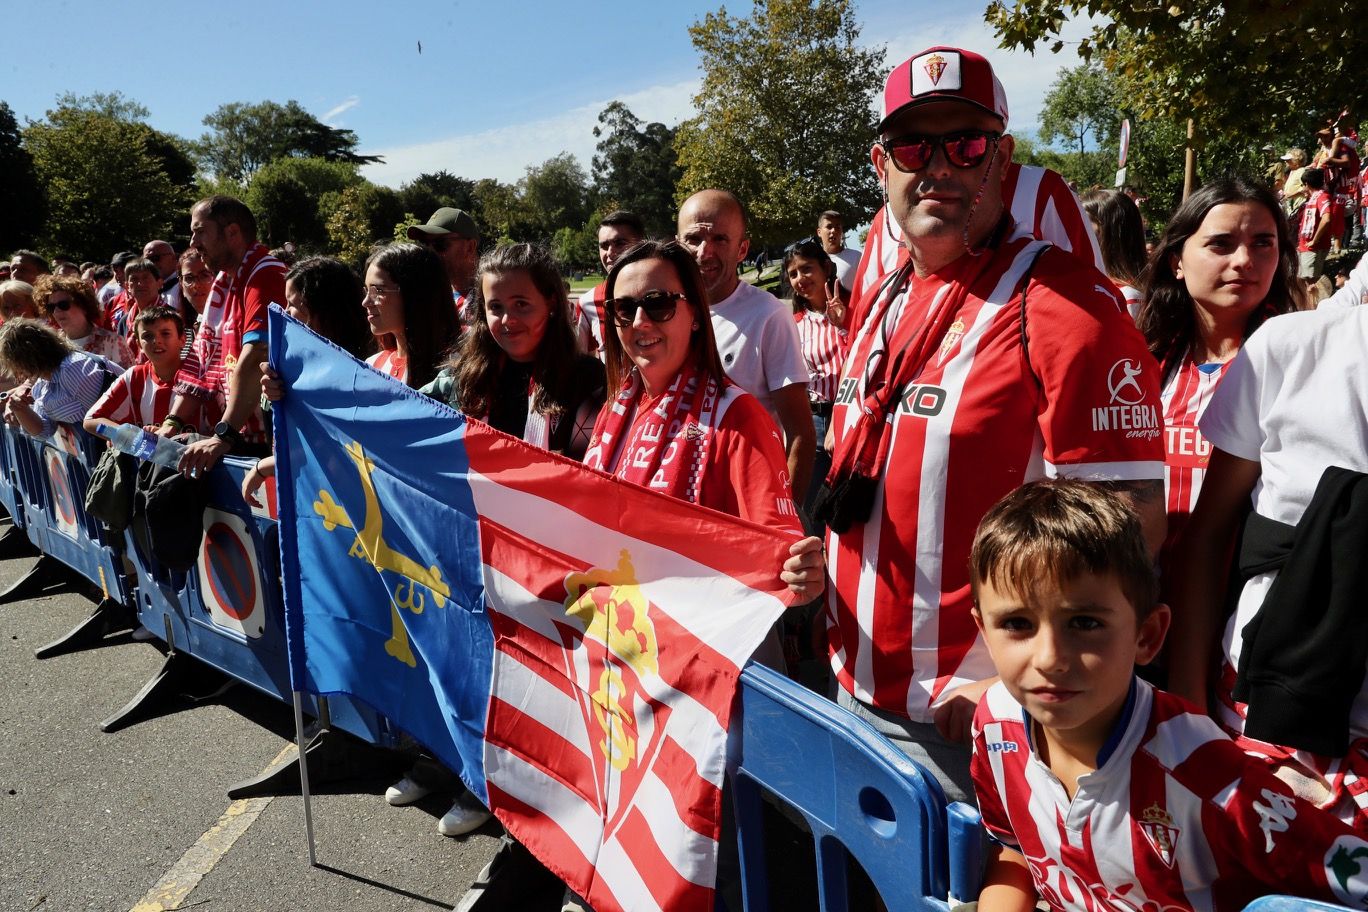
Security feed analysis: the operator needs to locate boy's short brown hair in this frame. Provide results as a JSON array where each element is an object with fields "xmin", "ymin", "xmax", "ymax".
[
  {"xmin": 133, "ymin": 305, "xmax": 186, "ymax": 337},
  {"xmin": 969, "ymin": 480, "xmax": 1158, "ymax": 618}
]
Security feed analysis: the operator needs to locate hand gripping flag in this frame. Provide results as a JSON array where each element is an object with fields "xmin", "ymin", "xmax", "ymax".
[{"xmin": 269, "ymin": 308, "xmax": 801, "ymax": 912}]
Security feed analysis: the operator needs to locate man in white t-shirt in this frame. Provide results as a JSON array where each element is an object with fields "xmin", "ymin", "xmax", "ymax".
[
  {"xmin": 677, "ymin": 189, "xmax": 815, "ymax": 501},
  {"xmin": 816, "ymin": 210, "xmax": 862, "ymax": 292}
]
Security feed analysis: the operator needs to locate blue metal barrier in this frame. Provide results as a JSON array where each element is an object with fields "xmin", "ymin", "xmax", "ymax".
[
  {"xmin": 731, "ymin": 663, "xmax": 982, "ymax": 911},
  {"xmin": 1244, "ymin": 898, "xmax": 1359, "ymax": 912}
]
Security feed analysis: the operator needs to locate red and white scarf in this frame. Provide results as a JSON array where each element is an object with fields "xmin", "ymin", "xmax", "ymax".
[{"xmin": 583, "ymin": 364, "xmax": 722, "ymax": 504}]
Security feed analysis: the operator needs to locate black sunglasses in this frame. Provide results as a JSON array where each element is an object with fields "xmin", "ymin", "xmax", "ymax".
[
  {"xmin": 606, "ymin": 291, "xmax": 685, "ymax": 327},
  {"xmin": 881, "ymin": 130, "xmax": 1001, "ymax": 172},
  {"xmin": 48, "ymin": 297, "xmax": 74, "ymax": 311}
]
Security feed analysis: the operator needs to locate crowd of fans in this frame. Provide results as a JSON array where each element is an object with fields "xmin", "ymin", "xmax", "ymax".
[{"xmin": 5, "ymin": 42, "xmax": 1368, "ymax": 912}]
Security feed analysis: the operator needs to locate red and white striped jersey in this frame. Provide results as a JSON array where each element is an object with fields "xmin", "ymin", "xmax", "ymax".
[
  {"xmin": 85, "ymin": 363, "xmax": 176, "ymax": 428},
  {"xmin": 1159, "ymin": 357, "xmax": 1231, "ymax": 562},
  {"xmin": 573, "ymin": 283, "xmax": 607, "ymax": 357},
  {"xmin": 826, "ymin": 231, "xmax": 1164, "ymax": 721},
  {"xmin": 367, "ymin": 349, "xmax": 408, "ymax": 384},
  {"xmin": 794, "ymin": 309, "xmax": 848, "ymax": 404},
  {"xmin": 973, "ymin": 679, "xmax": 1367, "ymax": 912},
  {"xmin": 850, "ymin": 163, "xmax": 1103, "ymax": 328}
]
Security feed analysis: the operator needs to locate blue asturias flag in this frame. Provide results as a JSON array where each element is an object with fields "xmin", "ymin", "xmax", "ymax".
[{"xmin": 270, "ymin": 308, "xmax": 802, "ymax": 912}]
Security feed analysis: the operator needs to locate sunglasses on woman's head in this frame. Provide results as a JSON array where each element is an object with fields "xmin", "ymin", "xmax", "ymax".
[
  {"xmin": 881, "ymin": 130, "xmax": 1001, "ymax": 172},
  {"xmin": 606, "ymin": 291, "xmax": 685, "ymax": 327}
]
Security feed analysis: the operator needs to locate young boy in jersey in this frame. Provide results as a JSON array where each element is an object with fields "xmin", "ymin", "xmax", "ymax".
[
  {"xmin": 968, "ymin": 480, "xmax": 1368, "ymax": 912},
  {"xmin": 83, "ymin": 307, "xmax": 189, "ymax": 435}
]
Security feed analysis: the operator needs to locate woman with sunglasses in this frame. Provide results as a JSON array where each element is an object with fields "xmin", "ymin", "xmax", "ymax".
[
  {"xmin": 424, "ymin": 242, "xmax": 603, "ymax": 459},
  {"xmin": 33, "ymin": 274, "xmax": 133, "ymax": 368}
]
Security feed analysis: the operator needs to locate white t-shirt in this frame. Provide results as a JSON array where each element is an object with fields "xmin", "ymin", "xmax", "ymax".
[
  {"xmin": 827, "ymin": 246, "xmax": 862, "ymax": 292},
  {"xmin": 709, "ymin": 280, "xmax": 809, "ymax": 428},
  {"xmin": 1199, "ymin": 305, "xmax": 1368, "ymax": 737}
]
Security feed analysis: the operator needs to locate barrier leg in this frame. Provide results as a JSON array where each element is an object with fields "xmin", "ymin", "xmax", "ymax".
[
  {"xmin": 34, "ymin": 597, "xmax": 137, "ymax": 659},
  {"xmin": 99, "ymin": 650, "xmax": 228, "ymax": 733},
  {"xmin": 0, "ymin": 525, "xmax": 39, "ymax": 560},
  {"xmin": 0, "ymin": 554, "xmax": 73, "ymax": 604},
  {"xmin": 225, "ymin": 721, "xmax": 405, "ymax": 800}
]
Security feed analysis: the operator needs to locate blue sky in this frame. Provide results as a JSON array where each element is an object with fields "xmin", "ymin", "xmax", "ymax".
[{"xmin": 4, "ymin": 0, "xmax": 1093, "ymax": 187}]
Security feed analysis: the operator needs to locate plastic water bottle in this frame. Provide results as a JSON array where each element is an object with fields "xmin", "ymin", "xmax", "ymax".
[{"xmin": 94, "ymin": 423, "xmax": 186, "ymax": 469}]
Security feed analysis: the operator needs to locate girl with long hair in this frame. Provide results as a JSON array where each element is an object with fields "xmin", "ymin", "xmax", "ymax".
[
  {"xmin": 362, "ymin": 242, "xmax": 460, "ymax": 389},
  {"xmin": 1082, "ymin": 189, "xmax": 1149, "ymax": 320}
]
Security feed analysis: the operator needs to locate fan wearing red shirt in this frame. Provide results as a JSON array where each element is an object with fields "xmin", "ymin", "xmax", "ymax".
[
  {"xmin": 161, "ymin": 195, "xmax": 285, "ymax": 477},
  {"xmin": 84, "ymin": 306, "xmax": 189, "ymax": 435},
  {"xmin": 1297, "ymin": 168, "xmax": 1334, "ymax": 284},
  {"xmin": 814, "ymin": 46, "xmax": 1165, "ymax": 803},
  {"xmin": 969, "ymin": 481, "xmax": 1367, "ymax": 912}
]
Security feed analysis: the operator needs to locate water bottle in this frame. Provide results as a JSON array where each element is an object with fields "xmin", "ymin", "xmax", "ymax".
[{"xmin": 94, "ymin": 423, "xmax": 186, "ymax": 469}]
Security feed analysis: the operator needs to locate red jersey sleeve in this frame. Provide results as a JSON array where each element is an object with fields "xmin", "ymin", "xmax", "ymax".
[
  {"xmin": 1023, "ymin": 250, "xmax": 1165, "ymax": 480},
  {"xmin": 241, "ymin": 266, "xmax": 286, "ymax": 341},
  {"xmin": 85, "ymin": 369, "xmax": 134, "ymax": 425},
  {"xmin": 1200, "ymin": 745, "xmax": 1368, "ymax": 909},
  {"xmin": 970, "ymin": 698, "xmax": 1019, "ymax": 848},
  {"xmin": 700, "ymin": 394, "xmax": 803, "ymax": 534}
]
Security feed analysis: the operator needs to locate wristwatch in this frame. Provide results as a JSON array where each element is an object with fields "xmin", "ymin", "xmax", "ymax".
[{"xmin": 213, "ymin": 421, "xmax": 243, "ymax": 447}]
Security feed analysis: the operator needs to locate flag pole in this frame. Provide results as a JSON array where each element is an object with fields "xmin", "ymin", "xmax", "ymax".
[{"xmin": 292, "ymin": 690, "xmax": 318, "ymax": 866}]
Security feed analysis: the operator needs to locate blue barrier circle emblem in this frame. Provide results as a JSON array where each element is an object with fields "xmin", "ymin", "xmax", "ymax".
[{"xmin": 44, "ymin": 449, "xmax": 79, "ymax": 537}]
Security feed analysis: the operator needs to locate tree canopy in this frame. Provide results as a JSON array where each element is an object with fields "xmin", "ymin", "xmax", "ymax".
[
  {"xmin": 592, "ymin": 102, "xmax": 682, "ymax": 238},
  {"xmin": 198, "ymin": 100, "xmax": 382, "ymax": 184},
  {"xmin": 0, "ymin": 102, "xmax": 45, "ymax": 253},
  {"xmin": 986, "ymin": 0, "xmax": 1365, "ymax": 144},
  {"xmin": 675, "ymin": 0, "xmax": 885, "ymax": 247}
]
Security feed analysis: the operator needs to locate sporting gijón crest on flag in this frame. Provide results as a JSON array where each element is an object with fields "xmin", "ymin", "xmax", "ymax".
[{"xmin": 269, "ymin": 308, "xmax": 800, "ymax": 912}]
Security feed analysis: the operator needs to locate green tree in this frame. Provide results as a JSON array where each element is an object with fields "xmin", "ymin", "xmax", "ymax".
[
  {"xmin": 245, "ymin": 157, "xmax": 362, "ymax": 249},
  {"xmin": 519, "ymin": 153, "xmax": 591, "ymax": 240},
  {"xmin": 986, "ymin": 0, "xmax": 1365, "ymax": 150},
  {"xmin": 591, "ymin": 102, "xmax": 681, "ymax": 237},
  {"xmin": 471, "ymin": 178, "xmax": 521, "ymax": 244},
  {"xmin": 198, "ymin": 100, "xmax": 382, "ymax": 183},
  {"xmin": 53, "ymin": 90, "xmax": 150, "ymax": 122},
  {"xmin": 0, "ymin": 102, "xmax": 45, "ymax": 253},
  {"xmin": 325, "ymin": 183, "xmax": 404, "ymax": 266},
  {"xmin": 397, "ymin": 171, "xmax": 478, "ymax": 225},
  {"xmin": 24, "ymin": 107, "xmax": 184, "ymax": 262},
  {"xmin": 1036, "ymin": 64, "xmax": 1120, "ymax": 190},
  {"xmin": 675, "ymin": 0, "xmax": 885, "ymax": 247}
]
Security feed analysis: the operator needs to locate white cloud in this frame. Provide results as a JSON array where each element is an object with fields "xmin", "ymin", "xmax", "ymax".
[
  {"xmin": 361, "ymin": 79, "xmax": 699, "ymax": 188},
  {"xmin": 322, "ymin": 95, "xmax": 361, "ymax": 125}
]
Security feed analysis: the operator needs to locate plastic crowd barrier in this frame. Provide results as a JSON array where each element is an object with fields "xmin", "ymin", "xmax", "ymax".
[
  {"xmin": 0, "ymin": 421, "xmax": 396, "ymax": 761},
  {"xmin": 731, "ymin": 663, "xmax": 983, "ymax": 911}
]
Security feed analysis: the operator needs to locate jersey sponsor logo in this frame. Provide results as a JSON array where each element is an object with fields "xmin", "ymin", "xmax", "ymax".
[
  {"xmin": 1139, "ymin": 802, "xmax": 1180, "ymax": 868},
  {"xmin": 1253, "ymin": 787, "xmax": 1298, "ymax": 853},
  {"xmin": 898, "ymin": 384, "xmax": 947, "ymax": 418},
  {"xmin": 985, "ymin": 740, "xmax": 1019, "ymax": 753},
  {"xmin": 1093, "ymin": 358, "xmax": 1160, "ymax": 439},
  {"xmin": 1325, "ymin": 834, "xmax": 1368, "ymax": 908},
  {"xmin": 1165, "ymin": 425, "xmax": 1211, "ymax": 466}
]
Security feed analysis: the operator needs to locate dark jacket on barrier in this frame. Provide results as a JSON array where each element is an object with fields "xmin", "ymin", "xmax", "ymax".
[
  {"xmin": 84, "ymin": 449, "xmax": 137, "ymax": 533},
  {"xmin": 131, "ymin": 455, "xmax": 210, "ymax": 573},
  {"xmin": 1233, "ymin": 465, "xmax": 1368, "ymax": 757}
]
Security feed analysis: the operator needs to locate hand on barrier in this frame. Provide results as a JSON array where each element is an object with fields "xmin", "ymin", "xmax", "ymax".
[
  {"xmin": 242, "ymin": 455, "xmax": 275, "ymax": 507},
  {"xmin": 260, "ymin": 363, "xmax": 285, "ymax": 402},
  {"xmin": 780, "ymin": 535, "xmax": 826, "ymax": 601},
  {"xmin": 177, "ymin": 435, "xmax": 230, "ymax": 479},
  {"xmin": 933, "ymin": 675, "xmax": 998, "ymax": 744}
]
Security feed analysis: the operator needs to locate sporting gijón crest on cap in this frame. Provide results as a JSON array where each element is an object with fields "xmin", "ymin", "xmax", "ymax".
[
  {"xmin": 912, "ymin": 50, "xmax": 962, "ymax": 95},
  {"xmin": 1139, "ymin": 803, "xmax": 1180, "ymax": 867}
]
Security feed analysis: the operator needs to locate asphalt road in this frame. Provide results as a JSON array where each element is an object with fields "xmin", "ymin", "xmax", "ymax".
[{"xmin": 0, "ymin": 548, "xmax": 502, "ymax": 912}]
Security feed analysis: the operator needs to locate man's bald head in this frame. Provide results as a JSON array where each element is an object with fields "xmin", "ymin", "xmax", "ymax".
[{"xmin": 677, "ymin": 189, "xmax": 750, "ymax": 303}]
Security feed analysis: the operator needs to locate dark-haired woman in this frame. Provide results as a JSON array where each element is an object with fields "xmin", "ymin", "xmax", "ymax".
[
  {"xmin": 362, "ymin": 242, "xmax": 460, "ymax": 389},
  {"xmin": 423, "ymin": 242, "xmax": 603, "ymax": 458},
  {"xmin": 782, "ymin": 239, "xmax": 849, "ymax": 514},
  {"xmin": 1138, "ymin": 176, "xmax": 1300, "ymax": 571},
  {"xmin": 1082, "ymin": 189, "xmax": 1149, "ymax": 320}
]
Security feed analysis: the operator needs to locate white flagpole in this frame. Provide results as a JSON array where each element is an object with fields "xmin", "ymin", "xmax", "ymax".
[{"xmin": 292, "ymin": 690, "xmax": 318, "ymax": 866}]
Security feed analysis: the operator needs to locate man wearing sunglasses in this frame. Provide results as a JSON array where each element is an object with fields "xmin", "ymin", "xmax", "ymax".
[
  {"xmin": 818, "ymin": 46, "xmax": 1166, "ymax": 803},
  {"xmin": 407, "ymin": 207, "xmax": 480, "ymax": 315}
]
